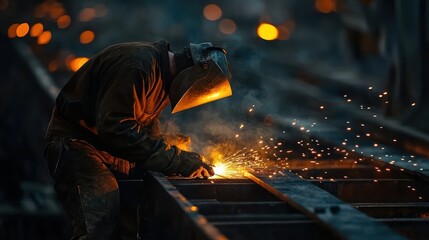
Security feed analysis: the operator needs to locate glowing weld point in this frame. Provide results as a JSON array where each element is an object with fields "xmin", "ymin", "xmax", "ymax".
[{"xmin": 213, "ymin": 164, "xmax": 227, "ymax": 176}]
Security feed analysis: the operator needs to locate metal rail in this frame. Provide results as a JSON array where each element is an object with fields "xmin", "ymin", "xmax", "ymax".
[{"xmin": 141, "ymin": 171, "xmax": 406, "ymax": 240}]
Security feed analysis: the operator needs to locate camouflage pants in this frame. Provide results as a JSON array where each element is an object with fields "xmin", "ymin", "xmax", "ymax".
[{"xmin": 45, "ymin": 137, "xmax": 137, "ymax": 240}]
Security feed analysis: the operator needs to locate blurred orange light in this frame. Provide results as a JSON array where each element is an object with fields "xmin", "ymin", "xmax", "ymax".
[
  {"xmin": 70, "ymin": 57, "xmax": 89, "ymax": 72},
  {"xmin": 57, "ymin": 15, "xmax": 71, "ymax": 29},
  {"xmin": 7, "ymin": 23, "xmax": 19, "ymax": 38},
  {"xmin": 37, "ymin": 31, "xmax": 52, "ymax": 45},
  {"xmin": 48, "ymin": 60, "xmax": 58, "ymax": 72},
  {"xmin": 277, "ymin": 26, "xmax": 290, "ymax": 40},
  {"xmin": 79, "ymin": 8, "xmax": 96, "ymax": 22},
  {"xmin": 257, "ymin": 23, "xmax": 278, "ymax": 41},
  {"xmin": 315, "ymin": 0, "xmax": 336, "ymax": 13},
  {"xmin": 203, "ymin": 4, "xmax": 222, "ymax": 21},
  {"xmin": 218, "ymin": 18, "xmax": 236, "ymax": 35},
  {"xmin": 285, "ymin": 20, "xmax": 295, "ymax": 31},
  {"xmin": 30, "ymin": 23, "xmax": 44, "ymax": 37},
  {"xmin": 65, "ymin": 54, "xmax": 75, "ymax": 68},
  {"xmin": 34, "ymin": 3, "xmax": 50, "ymax": 18},
  {"xmin": 80, "ymin": 30, "xmax": 95, "ymax": 44},
  {"xmin": 16, "ymin": 23, "xmax": 30, "ymax": 37},
  {"xmin": 49, "ymin": 2, "xmax": 65, "ymax": 19}
]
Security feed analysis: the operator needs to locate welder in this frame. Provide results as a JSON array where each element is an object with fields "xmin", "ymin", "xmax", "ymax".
[{"xmin": 44, "ymin": 40, "xmax": 232, "ymax": 239}]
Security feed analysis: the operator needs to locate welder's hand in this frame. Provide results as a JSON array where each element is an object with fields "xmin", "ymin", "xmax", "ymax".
[{"xmin": 176, "ymin": 150, "xmax": 214, "ymax": 179}]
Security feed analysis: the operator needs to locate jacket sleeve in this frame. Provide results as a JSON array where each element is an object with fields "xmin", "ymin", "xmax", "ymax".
[{"xmin": 96, "ymin": 66, "xmax": 181, "ymax": 174}]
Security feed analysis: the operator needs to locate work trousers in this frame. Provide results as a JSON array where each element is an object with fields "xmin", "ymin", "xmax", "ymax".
[{"xmin": 44, "ymin": 137, "xmax": 138, "ymax": 240}]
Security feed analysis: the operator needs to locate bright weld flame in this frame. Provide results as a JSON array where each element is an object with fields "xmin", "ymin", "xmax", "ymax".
[
  {"xmin": 209, "ymin": 155, "xmax": 235, "ymax": 179},
  {"xmin": 213, "ymin": 163, "xmax": 227, "ymax": 176},
  {"xmin": 205, "ymin": 148, "xmax": 242, "ymax": 179}
]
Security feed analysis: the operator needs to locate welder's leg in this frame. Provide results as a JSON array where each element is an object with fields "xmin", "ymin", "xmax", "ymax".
[{"xmin": 52, "ymin": 140, "xmax": 121, "ymax": 240}]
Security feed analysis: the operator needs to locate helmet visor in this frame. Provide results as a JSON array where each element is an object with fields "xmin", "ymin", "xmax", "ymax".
[{"xmin": 171, "ymin": 60, "xmax": 232, "ymax": 113}]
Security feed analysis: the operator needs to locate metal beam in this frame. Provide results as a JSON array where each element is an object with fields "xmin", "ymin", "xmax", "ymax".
[
  {"xmin": 245, "ymin": 170, "xmax": 406, "ymax": 240},
  {"xmin": 143, "ymin": 171, "xmax": 227, "ymax": 240}
]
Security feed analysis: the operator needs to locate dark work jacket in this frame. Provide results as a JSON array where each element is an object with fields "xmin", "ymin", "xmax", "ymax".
[{"xmin": 46, "ymin": 40, "xmax": 182, "ymax": 174}]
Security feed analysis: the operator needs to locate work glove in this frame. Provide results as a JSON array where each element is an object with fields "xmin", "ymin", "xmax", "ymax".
[{"xmin": 176, "ymin": 150, "xmax": 214, "ymax": 179}]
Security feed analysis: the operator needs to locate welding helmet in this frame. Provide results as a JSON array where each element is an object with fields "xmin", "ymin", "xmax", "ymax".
[{"xmin": 170, "ymin": 42, "xmax": 232, "ymax": 113}]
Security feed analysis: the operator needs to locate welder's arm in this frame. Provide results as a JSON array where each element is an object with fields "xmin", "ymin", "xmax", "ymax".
[
  {"xmin": 96, "ymin": 68, "xmax": 213, "ymax": 177},
  {"xmin": 145, "ymin": 148, "xmax": 214, "ymax": 178}
]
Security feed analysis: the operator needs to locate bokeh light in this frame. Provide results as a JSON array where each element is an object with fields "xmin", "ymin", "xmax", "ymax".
[
  {"xmin": 79, "ymin": 8, "xmax": 96, "ymax": 22},
  {"xmin": 80, "ymin": 30, "xmax": 95, "ymax": 44},
  {"xmin": 16, "ymin": 23, "xmax": 30, "ymax": 37},
  {"xmin": 30, "ymin": 23, "xmax": 44, "ymax": 37},
  {"xmin": 7, "ymin": 23, "xmax": 19, "ymax": 38},
  {"xmin": 277, "ymin": 26, "xmax": 290, "ymax": 40},
  {"xmin": 315, "ymin": 0, "xmax": 336, "ymax": 14},
  {"xmin": 49, "ymin": 2, "xmax": 65, "ymax": 19},
  {"xmin": 57, "ymin": 15, "xmax": 71, "ymax": 29},
  {"xmin": 257, "ymin": 23, "xmax": 278, "ymax": 41},
  {"xmin": 48, "ymin": 60, "xmax": 58, "ymax": 72},
  {"xmin": 34, "ymin": 2, "xmax": 50, "ymax": 18},
  {"xmin": 203, "ymin": 4, "xmax": 222, "ymax": 21},
  {"xmin": 218, "ymin": 18, "xmax": 236, "ymax": 35},
  {"xmin": 37, "ymin": 31, "xmax": 52, "ymax": 45}
]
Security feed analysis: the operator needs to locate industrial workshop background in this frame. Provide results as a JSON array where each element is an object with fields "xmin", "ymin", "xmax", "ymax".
[{"xmin": 1, "ymin": 0, "xmax": 429, "ymax": 239}]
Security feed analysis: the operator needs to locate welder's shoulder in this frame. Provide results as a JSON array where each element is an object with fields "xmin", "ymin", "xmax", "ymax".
[
  {"xmin": 94, "ymin": 42, "xmax": 158, "ymax": 71},
  {"xmin": 100, "ymin": 42, "xmax": 158, "ymax": 59}
]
